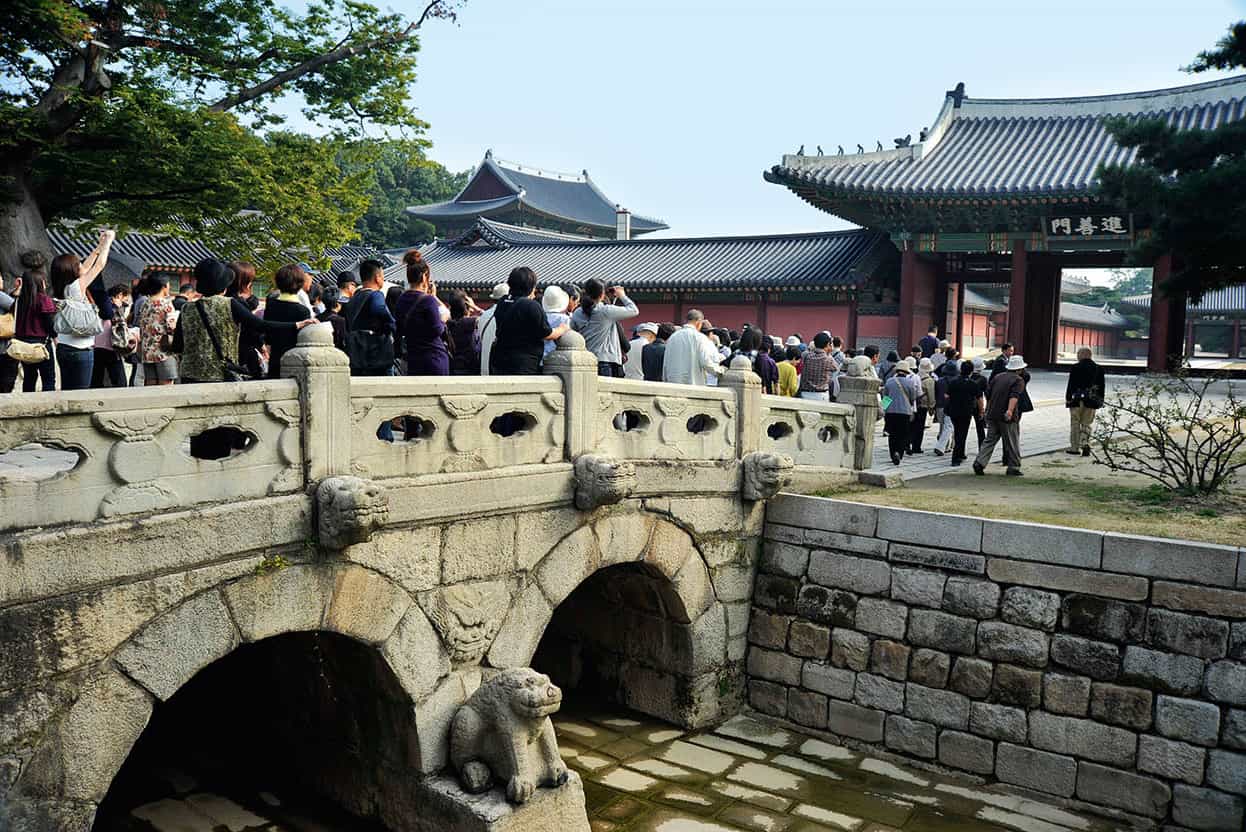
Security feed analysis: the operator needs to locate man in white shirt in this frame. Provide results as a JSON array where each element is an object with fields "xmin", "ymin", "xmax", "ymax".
[
  {"xmin": 624, "ymin": 323, "xmax": 658, "ymax": 380},
  {"xmin": 476, "ymin": 281, "xmax": 511, "ymax": 376},
  {"xmin": 662, "ymin": 309, "xmax": 724, "ymax": 386}
]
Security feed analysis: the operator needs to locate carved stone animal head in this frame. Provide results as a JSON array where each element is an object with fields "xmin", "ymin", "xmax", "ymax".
[
  {"xmin": 573, "ymin": 454, "xmax": 636, "ymax": 511},
  {"xmin": 494, "ymin": 667, "xmax": 563, "ymax": 720},
  {"xmin": 316, "ymin": 476, "xmax": 388, "ymax": 550},
  {"xmin": 422, "ymin": 582, "xmax": 509, "ymax": 665},
  {"xmin": 742, "ymin": 452, "xmax": 794, "ymax": 501}
]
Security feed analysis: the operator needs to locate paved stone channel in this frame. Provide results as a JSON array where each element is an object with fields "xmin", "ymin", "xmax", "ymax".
[{"xmin": 557, "ymin": 707, "xmax": 1124, "ymax": 832}]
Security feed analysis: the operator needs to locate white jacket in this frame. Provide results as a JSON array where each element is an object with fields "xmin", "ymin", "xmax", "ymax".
[{"xmin": 662, "ymin": 325, "xmax": 723, "ymax": 386}]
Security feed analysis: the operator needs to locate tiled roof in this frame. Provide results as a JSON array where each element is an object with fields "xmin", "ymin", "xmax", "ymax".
[
  {"xmin": 1059, "ymin": 302, "xmax": 1128, "ymax": 328},
  {"xmin": 407, "ymin": 151, "xmax": 668, "ymax": 236},
  {"xmin": 421, "ymin": 218, "xmax": 889, "ymax": 291},
  {"xmin": 963, "ymin": 286, "xmax": 1126, "ymax": 327},
  {"xmin": 766, "ymin": 75, "xmax": 1246, "ymax": 202},
  {"xmin": 1121, "ymin": 285, "xmax": 1246, "ymax": 314},
  {"xmin": 962, "ymin": 287, "xmax": 1005, "ymax": 312},
  {"xmin": 47, "ymin": 226, "xmax": 216, "ymax": 269}
]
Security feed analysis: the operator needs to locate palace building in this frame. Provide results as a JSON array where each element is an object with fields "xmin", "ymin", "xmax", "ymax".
[
  {"xmin": 765, "ymin": 74, "xmax": 1246, "ymax": 370},
  {"xmin": 421, "ymin": 217, "xmax": 898, "ymax": 338},
  {"xmin": 407, "ymin": 150, "xmax": 668, "ymax": 240}
]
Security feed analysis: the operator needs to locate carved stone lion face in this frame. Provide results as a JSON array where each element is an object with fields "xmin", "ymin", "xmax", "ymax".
[
  {"xmin": 742, "ymin": 452, "xmax": 795, "ymax": 502},
  {"xmin": 317, "ymin": 476, "xmax": 388, "ymax": 550},
  {"xmin": 423, "ymin": 583, "xmax": 509, "ymax": 664},
  {"xmin": 574, "ymin": 454, "xmax": 637, "ymax": 511},
  {"xmin": 500, "ymin": 668, "xmax": 563, "ymax": 720}
]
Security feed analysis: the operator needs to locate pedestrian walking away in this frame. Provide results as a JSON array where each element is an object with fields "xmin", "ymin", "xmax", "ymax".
[
  {"xmin": 1065, "ymin": 347, "xmax": 1106, "ymax": 457},
  {"xmin": 974, "ymin": 354, "xmax": 1027, "ymax": 476}
]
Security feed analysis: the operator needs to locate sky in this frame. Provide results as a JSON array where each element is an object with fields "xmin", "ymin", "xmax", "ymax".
[{"xmin": 356, "ymin": 0, "xmax": 1245, "ymax": 238}]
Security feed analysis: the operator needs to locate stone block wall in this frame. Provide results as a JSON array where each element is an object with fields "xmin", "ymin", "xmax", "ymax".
[{"xmin": 748, "ymin": 494, "xmax": 1246, "ymax": 829}]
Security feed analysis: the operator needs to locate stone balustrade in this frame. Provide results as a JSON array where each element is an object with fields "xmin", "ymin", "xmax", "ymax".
[{"xmin": 0, "ymin": 326, "xmax": 878, "ymax": 535}]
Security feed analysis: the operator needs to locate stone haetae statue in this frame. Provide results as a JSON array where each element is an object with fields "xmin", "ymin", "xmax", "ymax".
[
  {"xmin": 742, "ymin": 452, "xmax": 794, "ymax": 501},
  {"xmin": 572, "ymin": 454, "xmax": 636, "ymax": 511},
  {"xmin": 316, "ymin": 476, "xmax": 388, "ymax": 550},
  {"xmin": 449, "ymin": 668, "xmax": 568, "ymax": 804}
]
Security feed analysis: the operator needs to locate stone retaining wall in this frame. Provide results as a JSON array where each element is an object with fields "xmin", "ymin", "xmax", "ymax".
[{"xmin": 748, "ymin": 494, "xmax": 1246, "ymax": 829}]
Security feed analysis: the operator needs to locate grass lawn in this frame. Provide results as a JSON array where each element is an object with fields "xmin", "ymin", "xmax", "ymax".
[{"xmin": 810, "ymin": 452, "xmax": 1246, "ymax": 548}]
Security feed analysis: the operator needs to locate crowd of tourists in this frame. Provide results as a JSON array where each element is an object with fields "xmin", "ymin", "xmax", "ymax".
[{"xmin": 1, "ymin": 240, "xmax": 1107, "ymax": 473}]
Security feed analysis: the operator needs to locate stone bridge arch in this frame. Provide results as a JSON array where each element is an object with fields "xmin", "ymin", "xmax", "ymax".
[
  {"xmin": 5, "ymin": 562, "xmax": 454, "ymax": 832},
  {"xmin": 487, "ymin": 511, "xmax": 740, "ymax": 728}
]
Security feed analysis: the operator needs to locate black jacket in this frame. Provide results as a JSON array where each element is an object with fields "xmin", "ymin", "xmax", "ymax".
[
  {"xmin": 642, "ymin": 341, "xmax": 666, "ymax": 382},
  {"xmin": 1066, "ymin": 358, "xmax": 1106, "ymax": 408}
]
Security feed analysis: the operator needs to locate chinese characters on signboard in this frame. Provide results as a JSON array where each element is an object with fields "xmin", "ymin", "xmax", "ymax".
[{"xmin": 1047, "ymin": 215, "xmax": 1129, "ymax": 237}]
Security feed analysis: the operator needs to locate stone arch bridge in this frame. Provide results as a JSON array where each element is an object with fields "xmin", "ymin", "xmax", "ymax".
[{"xmin": 0, "ymin": 328, "xmax": 878, "ymax": 831}]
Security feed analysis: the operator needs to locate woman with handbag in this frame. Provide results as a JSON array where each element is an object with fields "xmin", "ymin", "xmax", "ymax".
[
  {"xmin": 176, "ymin": 260, "xmax": 314, "ymax": 384},
  {"xmin": 2, "ymin": 261, "xmax": 58, "ymax": 392},
  {"xmin": 49, "ymin": 231, "xmax": 115, "ymax": 390}
]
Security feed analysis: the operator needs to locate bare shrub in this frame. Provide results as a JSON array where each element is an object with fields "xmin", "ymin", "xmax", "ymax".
[{"xmin": 1092, "ymin": 372, "xmax": 1246, "ymax": 495}]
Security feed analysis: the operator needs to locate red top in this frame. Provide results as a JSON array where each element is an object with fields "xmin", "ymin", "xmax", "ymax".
[{"xmin": 16, "ymin": 293, "xmax": 55, "ymax": 338}]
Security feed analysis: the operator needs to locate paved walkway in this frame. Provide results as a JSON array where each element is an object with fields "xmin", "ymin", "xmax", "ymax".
[
  {"xmin": 559, "ymin": 706, "xmax": 1122, "ymax": 832},
  {"xmin": 867, "ymin": 371, "xmax": 1138, "ymax": 482}
]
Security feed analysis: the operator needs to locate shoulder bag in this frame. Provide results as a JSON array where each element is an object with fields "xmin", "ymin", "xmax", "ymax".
[
  {"xmin": 196, "ymin": 301, "xmax": 253, "ymax": 383},
  {"xmin": 5, "ymin": 298, "xmax": 49, "ymax": 364},
  {"xmin": 53, "ymin": 297, "xmax": 103, "ymax": 338},
  {"xmin": 345, "ymin": 290, "xmax": 395, "ymax": 374},
  {"xmin": 0, "ymin": 308, "xmax": 13, "ymax": 340}
]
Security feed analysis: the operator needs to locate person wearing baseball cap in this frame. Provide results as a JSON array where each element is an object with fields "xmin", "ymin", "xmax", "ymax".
[
  {"xmin": 974, "ymin": 354, "xmax": 1027, "ymax": 476},
  {"xmin": 477, "ymin": 280, "xmax": 511, "ymax": 375},
  {"xmin": 624, "ymin": 322, "xmax": 658, "ymax": 380}
]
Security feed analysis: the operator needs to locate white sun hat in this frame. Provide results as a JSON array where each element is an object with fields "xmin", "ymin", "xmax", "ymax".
[{"xmin": 541, "ymin": 285, "xmax": 569, "ymax": 314}]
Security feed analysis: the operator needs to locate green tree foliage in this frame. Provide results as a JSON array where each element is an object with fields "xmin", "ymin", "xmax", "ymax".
[
  {"xmin": 0, "ymin": 0, "xmax": 464, "ymax": 276},
  {"xmin": 346, "ymin": 143, "xmax": 469, "ymax": 250},
  {"xmin": 1097, "ymin": 21, "xmax": 1246, "ymax": 301}
]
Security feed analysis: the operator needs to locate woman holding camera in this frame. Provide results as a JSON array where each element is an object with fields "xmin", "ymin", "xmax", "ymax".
[{"xmin": 570, "ymin": 278, "xmax": 638, "ymax": 378}]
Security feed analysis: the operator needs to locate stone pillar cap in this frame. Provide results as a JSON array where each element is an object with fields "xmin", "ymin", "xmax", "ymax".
[
  {"xmin": 297, "ymin": 322, "xmax": 336, "ymax": 347},
  {"xmin": 556, "ymin": 330, "xmax": 587, "ymax": 351}
]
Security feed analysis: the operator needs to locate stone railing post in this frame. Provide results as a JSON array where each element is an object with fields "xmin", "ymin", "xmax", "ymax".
[
  {"xmin": 838, "ymin": 369, "xmax": 881, "ymax": 470},
  {"xmin": 719, "ymin": 355, "xmax": 762, "ymax": 458},
  {"xmin": 282, "ymin": 323, "xmax": 352, "ymax": 483},
  {"xmin": 543, "ymin": 330, "xmax": 599, "ymax": 460}
]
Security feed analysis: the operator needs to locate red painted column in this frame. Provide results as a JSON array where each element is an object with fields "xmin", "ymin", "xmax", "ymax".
[
  {"xmin": 847, "ymin": 298, "xmax": 859, "ymax": 350},
  {"xmin": 1006, "ymin": 241, "xmax": 1028, "ymax": 349},
  {"xmin": 1147, "ymin": 254, "xmax": 1186, "ymax": 372},
  {"xmin": 953, "ymin": 283, "xmax": 965, "ymax": 355},
  {"xmin": 898, "ymin": 248, "xmax": 918, "ymax": 355}
]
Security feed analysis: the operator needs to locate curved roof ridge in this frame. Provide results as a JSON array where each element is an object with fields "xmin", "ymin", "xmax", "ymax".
[
  {"xmin": 499, "ymin": 226, "xmax": 883, "ymax": 249},
  {"xmin": 956, "ymin": 74, "xmax": 1246, "ymax": 119},
  {"xmin": 493, "ymin": 155, "xmax": 588, "ymax": 183}
]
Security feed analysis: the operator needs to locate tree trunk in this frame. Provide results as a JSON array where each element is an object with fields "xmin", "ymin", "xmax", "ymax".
[{"xmin": 0, "ymin": 159, "xmax": 52, "ymax": 285}]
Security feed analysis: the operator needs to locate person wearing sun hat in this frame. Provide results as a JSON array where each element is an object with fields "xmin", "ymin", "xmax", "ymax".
[
  {"xmin": 882, "ymin": 359, "xmax": 918, "ymax": 465},
  {"xmin": 540, "ymin": 285, "xmax": 571, "ymax": 359},
  {"xmin": 908, "ymin": 357, "xmax": 937, "ymax": 454},
  {"xmin": 477, "ymin": 280, "xmax": 511, "ymax": 375},
  {"xmin": 974, "ymin": 353, "xmax": 1027, "ymax": 477}
]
